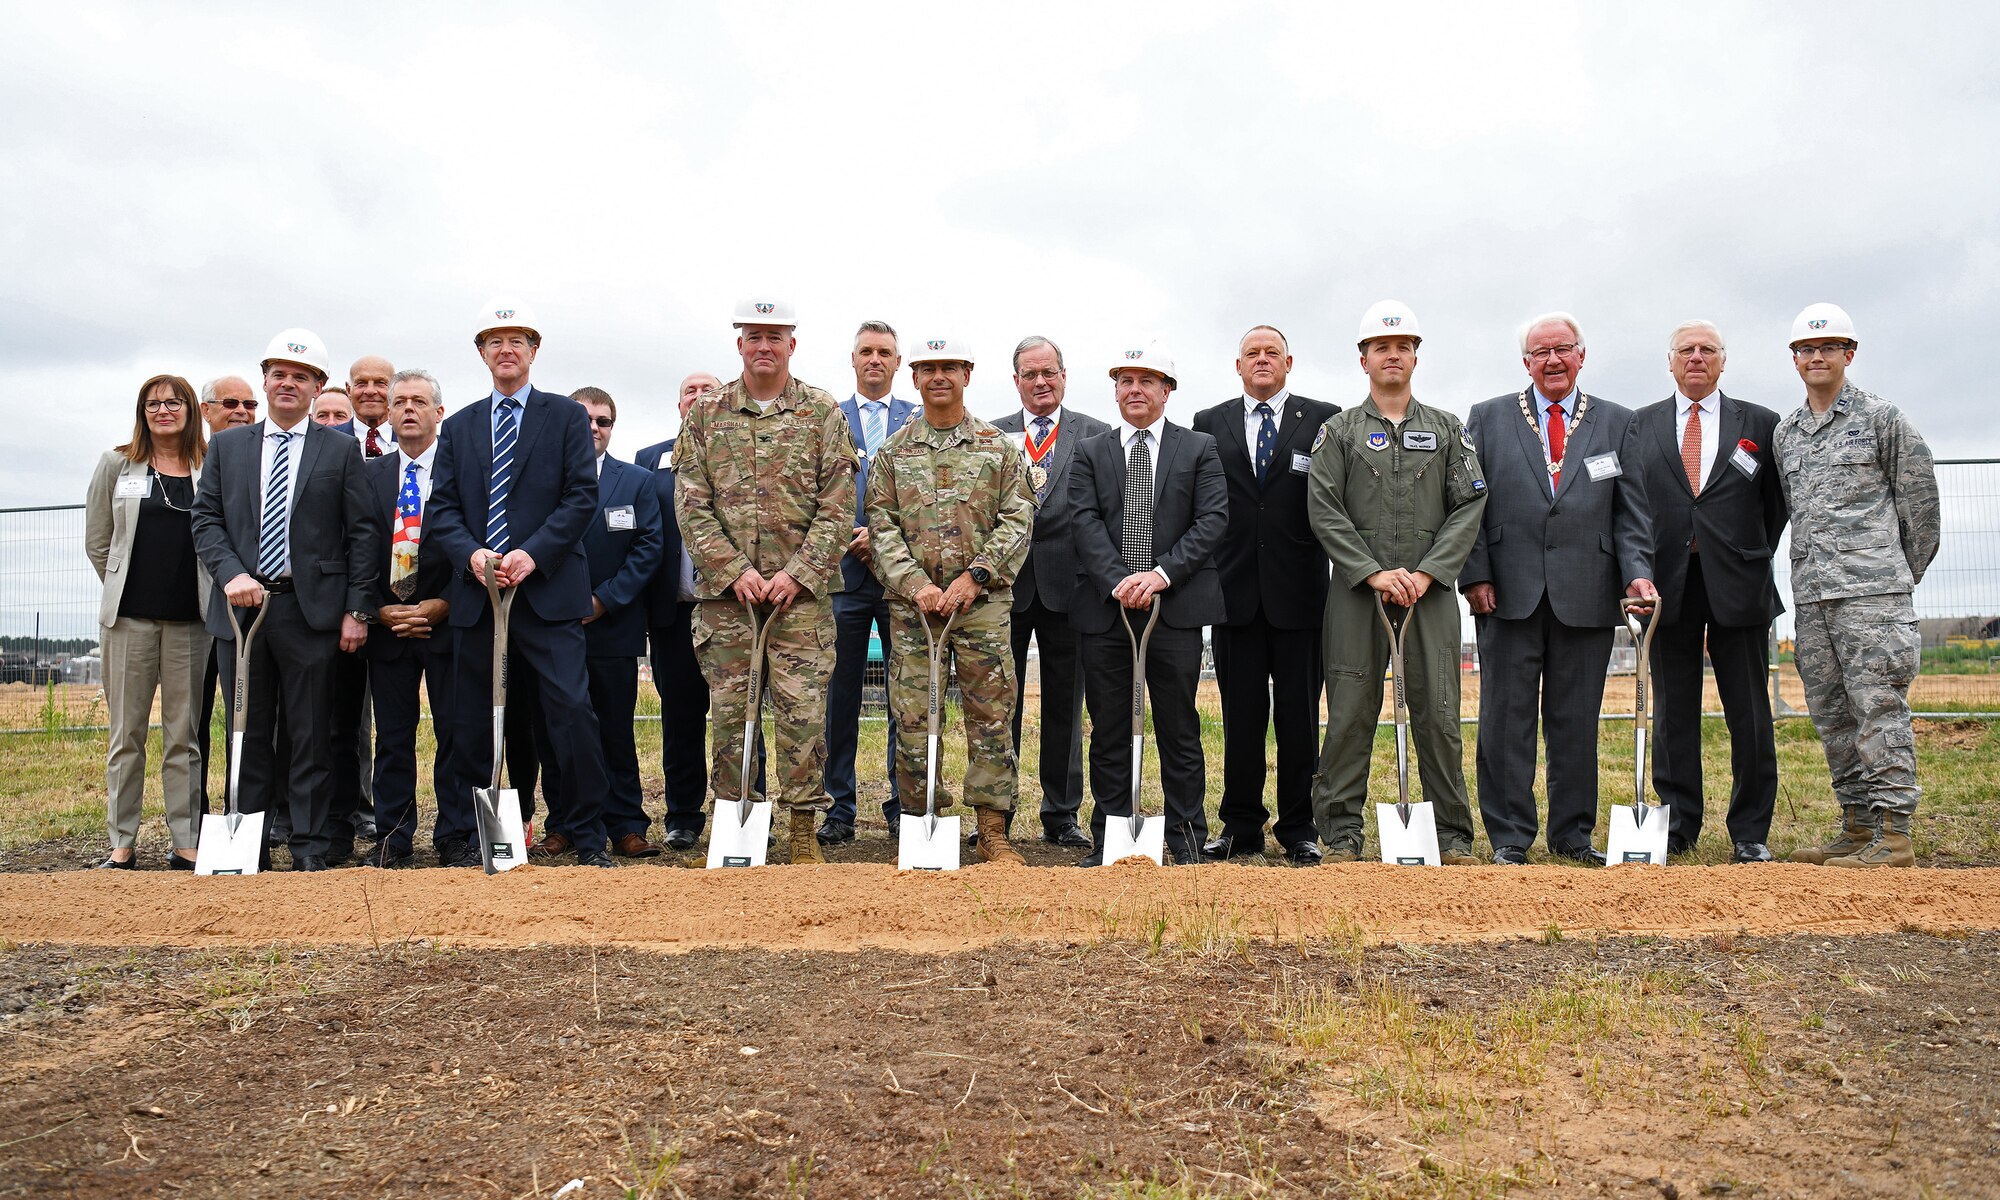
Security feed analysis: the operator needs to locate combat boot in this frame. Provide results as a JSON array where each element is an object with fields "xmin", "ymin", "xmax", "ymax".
[
  {"xmin": 1790, "ymin": 807, "xmax": 1874, "ymax": 864},
  {"xmin": 790, "ymin": 809, "xmax": 825, "ymax": 865},
  {"xmin": 974, "ymin": 808, "xmax": 1026, "ymax": 866},
  {"xmin": 1827, "ymin": 811, "xmax": 1915, "ymax": 869}
]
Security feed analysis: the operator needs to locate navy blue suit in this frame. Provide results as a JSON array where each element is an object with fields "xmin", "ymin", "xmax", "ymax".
[
  {"xmin": 824, "ymin": 394, "xmax": 914, "ymax": 830},
  {"xmin": 535, "ymin": 455, "xmax": 663, "ymax": 841},
  {"xmin": 426, "ymin": 386, "xmax": 611, "ymax": 856}
]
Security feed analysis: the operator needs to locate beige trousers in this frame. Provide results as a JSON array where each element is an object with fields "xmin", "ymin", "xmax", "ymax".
[{"xmin": 102, "ymin": 616, "xmax": 211, "ymax": 849}]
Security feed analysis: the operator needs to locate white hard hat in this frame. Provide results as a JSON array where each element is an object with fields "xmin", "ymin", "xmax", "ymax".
[
  {"xmin": 1108, "ymin": 340, "xmax": 1178, "ymax": 387},
  {"xmin": 260, "ymin": 328, "xmax": 330, "ymax": 379},
  {"xmin": 1357, "ymin": 300, "xmax": 1422, "ymax": 348},
  {"xmin": 732, "ymin": 296, "xmax": 798, "ymax": 328},
  {"xmin": 1790, "ymin": 302, "xmax": 1857, "ymax": 347},
  {"xmin": 475, "ymin": 298, "xmax": 541, "ymax": 344},
  {"xmin": 907, "ymin": 335, "xmax": 974, "ymax": 367}
]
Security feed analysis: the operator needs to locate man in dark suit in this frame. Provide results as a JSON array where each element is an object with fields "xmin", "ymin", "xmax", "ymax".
[
  {"xmin": 636, "ymin": 371, "xmax": 723, "ymax": 852},
  {"xmin": 425, "ymin": 299, "xmax": 616, "ymax": 868},
  {"xmin": 191, "ymin": 328, "xmax": 380, "ymax": 871},
  {"xmin": 536, "ymin": 387, "xmax": 664, "ymax": 858},
  {"xmin": 1461, "ymin": 313, "xmax": 1656, "ymax": 866},
  {"xmin": 357, "ymin": 369, "xmax": 454, "ymax": 869},
  {"xmin": 1192, "ymin": 326, "xmax": 1338, "ymax": 865},
  {"xmin": 1069, "ymin": 341, "xmax": 1228, "ymax": 865},
  {"xmin": 990, "ymin": 335, "xmax": 1111, "ymax": 848},
  {"xmin": 819, "ymin": 321, "xmax": 915, "ymax": 845},
  {"xmin": 1632, "ymin": 321, "xmax": 1786, "ymax": 863}
]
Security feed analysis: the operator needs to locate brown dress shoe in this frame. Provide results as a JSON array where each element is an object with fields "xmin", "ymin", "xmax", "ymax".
[
  {"xmin": 613, "ymin": 833, "xmax": 661, "ymax": 859},
  {"xmin": 530, "ymin": 830, "xmax": 573, "ymax": 859}
]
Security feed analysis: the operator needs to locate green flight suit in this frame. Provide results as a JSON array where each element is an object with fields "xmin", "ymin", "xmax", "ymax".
[{"xmin": 1306, "ymin": 396, "xmax": 1487, "ymax": 855}]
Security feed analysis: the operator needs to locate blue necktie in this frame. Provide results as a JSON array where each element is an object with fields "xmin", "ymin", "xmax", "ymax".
[
  {"xmin": 488, "ymin": 397, "xmax": 519, "ymax": 553},
  {"xmin": 863, "ymin": 401, "xmax": 886, "ymax": 455},
  {"xmin": 257, "ymin": 431, "xmax": 293, "ymax": 578},
  {"xmin": 1253, "ymin": 401, "xmax": 1276, "ymax": 484}
]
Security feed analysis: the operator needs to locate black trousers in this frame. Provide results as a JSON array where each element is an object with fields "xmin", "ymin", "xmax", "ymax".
[
  {"xmin": 1473, "ymin": 596, "xmax": 1614, "ymax": 853},
  {"xmin": 825, "ymin": 585, "xmax": 899, "ymax": 826},
  {"xmin": 1650, "ymin": 555, "xmax": 1778, "ymax": 845},
  {"xmin": 325, "ymin": 648, "xmax": 373, "ymax": 851},
  {"xmin": 650, "ymin": 601, "xmax": 712, "ymax": 835},
  {"xmin": 367, "ymin": 633, "xmax": 455, "ymax": 857},
  {"xmin": 1211, "ymin": 616, "xmax": 1321, "ymax": 849},
  {"xmin": 504, "ymin": 668, "xmax": 543, "ymax": 822},
  {"xmin": 198, "ymin": 645, "xmax": 219, "ymax": 813},
  {"xmin": 451, "ymin": 606, "xmax": 610, "ymax": 855},
  {"xmin": 215, "ymin": 592, "xmax": 337, "ymax": 861},
  {"xmin": 1008, "ymin": 593, "xmax": 1087, "ymax": 829},
  {"xmin": 567, "ymin": 655, "xmax": 644, "ymax": 840},
  {"xmin": 1081, "ymin": 622, "xmax": 1208, "ymax": 861}
]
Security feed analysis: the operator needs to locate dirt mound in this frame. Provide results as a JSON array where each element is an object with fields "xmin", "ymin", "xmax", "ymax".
[{"xmin": 3, "ymin": 862, "xmax": 1994, "ymax": 951}]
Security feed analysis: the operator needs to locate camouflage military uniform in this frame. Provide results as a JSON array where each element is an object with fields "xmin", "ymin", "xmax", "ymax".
[
  {"xmin": 675, "ymin": 377, "xmax": 858, "ymax": 813},
  {"xmin": 864, "ymin": 413, "xmax": 1035, "ymax": 814},
  {"xmin": 1307, "ymin": 398, "xmax": 1487, "ymax": 856},
  {"xmin": 1776, "ymin": 381, "xmax": 1939, "ymax": 829}
]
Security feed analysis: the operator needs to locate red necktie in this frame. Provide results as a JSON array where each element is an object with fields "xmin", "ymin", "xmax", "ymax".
[
  {"xmin": 1681, "ymin": 401, "xmax": 1703, "ymax": 495},
  {"xmin": 365, "ymin": 426, "xmax": 383, "ymax": 457},
  {"xmin": 1547, "ymin": 401, "xmax": 1566, "ymax": 488}
]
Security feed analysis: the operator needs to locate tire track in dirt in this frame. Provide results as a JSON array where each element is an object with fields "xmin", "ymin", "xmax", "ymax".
[{"xmin": 3, "ymin": 862, "xmax": 1996, "ymax": 950}]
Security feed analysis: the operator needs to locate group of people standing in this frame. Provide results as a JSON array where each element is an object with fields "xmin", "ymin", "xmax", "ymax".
[{"xmin": 82, "ymin": 295, "xmax": 1940, "ymax": 873}]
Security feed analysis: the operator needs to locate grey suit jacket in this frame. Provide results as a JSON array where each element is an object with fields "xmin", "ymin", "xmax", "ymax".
[
  {"xmin": 991, "ymin": 406, "xmax": 1114, "ymax": 613},
  {"xmin": 1461, "ymin": 390, "xmax": 1652, "ymax": 627},
  {"xmin": 1067, "ymin": 420, "xmax": 1228, "ymax": 635},
  {"xmin": 191, "ymin": 420, "xmax": 381, "ymax": 639},
  {"xmin": 85, "ymin": 450, "xmax": 211, "ymax": 628}
]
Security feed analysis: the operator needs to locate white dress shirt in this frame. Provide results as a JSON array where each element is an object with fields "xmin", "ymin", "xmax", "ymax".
[
  {"xmin": 257, "ymin": 416, "xmax": 311, "ymax": 576},
  {"xmin": 1240, "ymin": 389, "xmax": 1290, "ymax": 461},
  {"xmin": 1019, "ymin": 405, "xmax": 1064, "ymax": 434},
  {"xmin": 1675, "ymin": 391, "xmax": 1720, "ymax": 489}
]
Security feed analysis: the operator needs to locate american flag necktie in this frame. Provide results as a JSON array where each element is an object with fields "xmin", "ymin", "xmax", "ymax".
[
  {"xmin": 390, "ymin": 461, "xmax": 422, "ymax": 600},
  {"xmin": 488, "ymin": 397, "xmax": 519, "ymax": 553}
]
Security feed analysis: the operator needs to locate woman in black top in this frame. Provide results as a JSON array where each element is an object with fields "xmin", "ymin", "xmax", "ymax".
[{"xmin": 84, "ymin": 375, "xmax": 211, "ymax": 869}]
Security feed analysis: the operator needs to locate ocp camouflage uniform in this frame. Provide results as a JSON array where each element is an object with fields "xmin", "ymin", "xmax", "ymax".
[
  {"xmin": 1776, "ymin": 381, "xmax": 1940, "ymax": 849},
  {"xmin": 675, "ymin": 376, "xmax": 858, "ymax": 813},
  {"xmin": 1306, "ymin": 398, "xmax": 1487, "ymax": 857},
  {"xmin": 864, "ymin": 413, "xmax": 1035, "ymax": 815}
]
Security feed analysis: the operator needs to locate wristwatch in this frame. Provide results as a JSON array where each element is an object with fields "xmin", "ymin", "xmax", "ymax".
[
  {"xmin": 346, "ymin": 609, "xmax": 375, "ymax": 625},
  {"xmin": 968, "ymin": 566, "xmax": 992, "ymax": 587}
]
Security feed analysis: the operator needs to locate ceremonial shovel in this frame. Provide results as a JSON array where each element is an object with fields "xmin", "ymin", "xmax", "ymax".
[
  {"xmin": 1103, "ymin": 598, "xmax": 1166, "ymax": 865},
  {"xmin": 707, "ymin": 600, "xmax": 775, "ymax": 868},
  {"xmin": 195, "ymin": 600, "xmax": 270, "ymax": 876},
  {"xmin": 1373, "ymin": 594, "xmax": 1442, "ymax": 865},
  {"xmin": 1604, "ymin": 596, "xmax": 1669, "ymax": 866},
  {"xmin": 897, "ymin": 607, "xmax": 960, "ymax": 871},
  {"xmin": 471, "ymin": 558, "xmax": 528, "ymax": 873}
]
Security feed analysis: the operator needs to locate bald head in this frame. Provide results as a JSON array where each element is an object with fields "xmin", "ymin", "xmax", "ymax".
[
  {"xmin": 678, "ymin": 372, "xmax": 721, "ymax": 419},
  {"xmin": 348, "ymin": 355, "xmax": 395, "ymax": 426}
]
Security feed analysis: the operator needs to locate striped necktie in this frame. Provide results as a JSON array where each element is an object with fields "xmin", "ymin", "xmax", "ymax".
[
  {"xmin": 488, "ymin": 397, "xmax": 519, "ymax": 553},
  {"xmin": 863, "ymin": 401, "xmax": 886, "ymax": 455},
  {"xmin": 256, "ymin": 430, "xmax": 294, "ymax": 578},
  {"xmin": 1122, "ymin": 429, "xmax": 1154, "ymax": 573}
]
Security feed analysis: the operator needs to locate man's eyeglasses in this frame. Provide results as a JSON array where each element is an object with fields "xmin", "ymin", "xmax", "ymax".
[
  {"xmin": 1016, "ymin": 369, "xmax": 1063, "ymax": 383},
  {"xmin": 210, "ymin": 397, "xmax": 258, "ymax": 411},
  {"xmin": 1672, "ymin": 344, "xmax": 1723, "ymax": 360},
  {"xmin": 144, "ymin": 398, "xmax": 186, "ymax": 412},
  {"xmin": 1791, "ymin": 342, "xmax": 1853, "ymax": 360},
  {"xmin": 1525, "ymin": 344, "xmax": 1580, "ymax": 362},
  {"xmin": 590, "ymin": 416, "xmax": 616, "ymax": 428}
]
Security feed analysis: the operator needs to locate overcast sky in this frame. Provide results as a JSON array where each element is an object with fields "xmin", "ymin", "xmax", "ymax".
[{"xmin": 5, "ymin": 2, "xmax": 1998, "ymax": 635}]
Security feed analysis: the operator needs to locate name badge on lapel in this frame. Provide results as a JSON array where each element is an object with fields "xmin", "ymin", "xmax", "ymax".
[
  {"xmin": 1290, "ymin": 451, "xmax": 1312, "ymax": 474},
  {"xmin": 605, "ymin": 504, "xmax": 635, "ymax": 531},
  {"xmin": 1730, "ymin": 447, "xmax": 1760, "ymax": 478},
  {"xmin": 1401, "ymin": 430, "xmax": 1438, "ymax": 451},
  {"xmin": 1583, "ymin": 452, "xmax": 1622, "ymax": 482},
  {"xmin": 115, "ymin": 475, "xmax": 153, "ymax": 499}
]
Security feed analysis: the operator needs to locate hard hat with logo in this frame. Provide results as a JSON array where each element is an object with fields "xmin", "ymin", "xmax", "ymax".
[
  {"xmin": 1108, "ymin": 340, "xmax": 1177, "ymax": 388},
  {"xmin": 907, "ymin": 335, "xmax": 974, "ymax": 367},
  {"xmin": 260, "ymin": 328, "xmax": 331, "ymax": 379},
  {"xmin": 474, "ymin": 298, "xmax": 542, "ymax": 346},
  {"xmin": 732, "ymin": 296, "xmax": 798, "ymax": 328},
  {"xmin": 1357, "ymin": 300, "xmax": 1422, "ymax": 348},
  {"xmin": 1789, "ymin": 302, "xmax": 1857, "ymax": 347}
]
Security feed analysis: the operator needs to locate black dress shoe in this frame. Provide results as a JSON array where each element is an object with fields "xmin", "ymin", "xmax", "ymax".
[
  {"xmin": 292, "ymin": 855, "xmax": 330, "ymax": 872},
  {"xmin": 265, "ymin": 826, "xmax": 289, "ymax": 849},
  {"xmin": 1552, "ymin": 845, "xmax": 1607, "ymax": 867},
  {"xmin": 1285, "ymin": 841, "xmax": 1324, "ymax": 867},
  {"xmin": 1041, "ymin": 822, "xmax": 1092, "ymax": 848},
  {"xmin": 816, "ymin": 820, "xmax": 856, "ymax": 846},
  {"xmin": 1732, "ymin": 841, "xmax": 1774, "ymax": 864},
  {"xmin": 1201, "ymin": 833, "xmax": 1266, "ymax": 860},
  {"xmin": 360, "ymin": 845, "xmax": 413, "ymax": 869},
  {"xmin": 354, "ymin": 819, "xmax": 379, "ymax": 843},
  {"xmin": 663, "ymin": 828, "xmax": 699, "ymax": 851},
  {"xmin": 168, "ymin": 852, "xmax": 197, "ymax": 871},
  {"xmin": 437, "ymin": 840, "xmax": 483, "ymax": 869},
  {"xmin": 1667, "ymin": 835, "xmax": 1694, "ymax": 856},
  {"xmin": 1492, "ymin": 845, "xmax": 1529, "ymax": 865},
  {"xmin": 323, "ymin": 844, "xmax": 354, "ymax": 868},
  {"xmin": 576, "ymin": 848, "xmax": 616, "ymax": 868},
  {"xmin": 92, "ymin": 854, "xmax": 137, "ymax": 870},
  {"xmin": 1078, "ymin": 849, "xmax": 1104, "ymax": 868}
]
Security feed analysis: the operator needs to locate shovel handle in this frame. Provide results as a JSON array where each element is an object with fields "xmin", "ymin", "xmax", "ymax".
[
  {"xmin": 481, "ymin": 558, "xmax": 516, "ymax": 791},
  {"xmin": 739, "ymin": 600, "xmax": 777, "ymax": 816},
  {"xmin": 917, "ymin": 608, "xmax": 958, "ymax": 820},
  {"xmin": 1120, "ymin": 599, "xmax": 1159, "ymax": 826},
  {"xmin": 221, "ymin": 602, "xmax": 269, "ymax": 819},
  {"xmin": 1620, "ymin": 597, "xmax": 1659, "ymax": 806}
]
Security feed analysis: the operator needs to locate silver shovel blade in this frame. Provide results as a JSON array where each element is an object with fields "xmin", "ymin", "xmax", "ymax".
[
  {"xmin": 194, "ymin": 809, "xmax": 265, "ymax": 876},
  {"xmin": 471, "ymin": 786, "xmax": 527, "ymax": 873},
  {"xmin": 706, "ymin": 800, "xmax": 772, "ymax": 868},
  {"xmin": 897, "ymin": 813, "xmax": 961, "ymax": 871},
  {"xmin": 1376, "ymin": 801, "xmax": 1441, "ymax": 866},
  {"xmin": 1604, "ymin": 802, "xmax": 1671, "ymax": 865},
  {"xmin": 1103, "ymin": 812, "xmax": 1165, "ymax": 866}
]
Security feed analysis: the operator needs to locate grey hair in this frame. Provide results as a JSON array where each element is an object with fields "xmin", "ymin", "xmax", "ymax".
[
  {"xmin": 1012, "ymin": 335, "xmax": 1065, "ymax": 374},
  {"xmin": 390, "ymin": 368, "xmax": 444, "ymax": 406},
  {"xmin": 1667, "ymin": 319, "xmax": 1726, "ymax": 353},
  {"xmin": 853, "ymin": 320, "xmax": 898, "ymax": 352},
  {"xmin": 1518, "ymin": 311, "xmax": 1586, "ymax": 355},
  {"xmin": 1238, "ymin": 325, "xmax": 1290, "ymax": 356},
  {"xmin": 199, "ymin": 375, "xmax": 249, "ymax": 406}
]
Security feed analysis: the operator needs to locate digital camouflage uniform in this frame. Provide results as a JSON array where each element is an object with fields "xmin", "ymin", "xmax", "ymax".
[
  {"xmin": 674, "ymin": 376, "xmax": 858, "ymax": 813},
  {"xmin": 1307, "ymin": 397, "xmax": 1487, "ymax": 855},
  {"xmin": 865, "ymin": 413, "xmax": 1036, "ymax": 814},
  {"xmin": 1776, "ymin": 381, "xmax": 1939, "ymax": 842}
]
